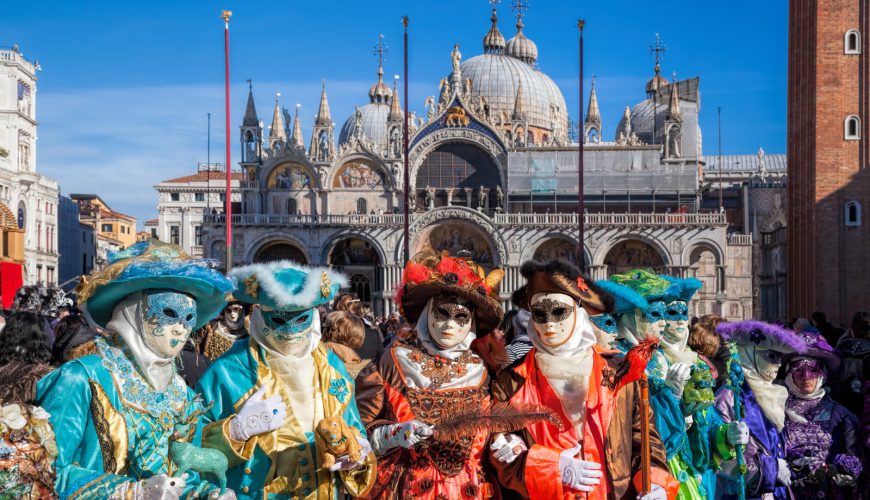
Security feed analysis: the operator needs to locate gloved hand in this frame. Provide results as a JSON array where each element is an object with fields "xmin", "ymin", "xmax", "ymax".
[
  {"xmin": 776, "ymin": 458, "xmax": 792, "ymax": 486},
  {"xmin": 726, "ymin": 421, "xmax": 750, "ymax": 446},
  {"xmin": 206, "ymin": 489, "xmax": 237, "ymax": 500},
  {"xmin": 664, "ymin": 362, "xmax": 691, "ymax": 398},
  {"xmin": 559, "ymin": 444, "xmax": 602, "ymax": 492},
  {"xmin": 229, "ymin": 386, "xmax": 287, "ymax": 442},
  {"xmin": 328, "ymin": 435, "xmax": 373, "ymax": 472},
  {"xmin": 372, "ymin": 420, "xmax": 433, "ymax": 454},
  {"xmin": 130, "ymin": 474, "xmax": 188, "ymax": 500},
  {"xmin": 831, "ymin": 473, "xmax": 856, "ymax": 487},
  {"xmin": 637, "ymin": 484, "xmax": 668, "ymax": 500},
  {"xmin": 489, "ymin": 433, "xmax": 527, "ymax": 464}
]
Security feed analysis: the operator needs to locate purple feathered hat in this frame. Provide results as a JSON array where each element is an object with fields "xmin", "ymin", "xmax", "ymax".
[
  {"xmin": 787, "ymin": 328, "xmax": 842, "ymax": 373},
  {"xmin": 716, "ymin": 320, "xmax": 808, "ymax": 354}
]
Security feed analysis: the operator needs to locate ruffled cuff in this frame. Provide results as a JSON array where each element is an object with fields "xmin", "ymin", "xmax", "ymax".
[{"xmin": 833, "ymin": 454, "xmax": 863, "ymax": 477}]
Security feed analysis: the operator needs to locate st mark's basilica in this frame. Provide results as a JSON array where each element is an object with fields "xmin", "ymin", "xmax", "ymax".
[{"xmin": 198, "ymin": 6, "xmax": 782, "ymax": 320}]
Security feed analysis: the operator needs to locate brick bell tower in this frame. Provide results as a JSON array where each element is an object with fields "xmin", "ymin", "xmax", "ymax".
[{"xmin": 787, "ymin": 0, "xmax": 870, "ymax": 326}]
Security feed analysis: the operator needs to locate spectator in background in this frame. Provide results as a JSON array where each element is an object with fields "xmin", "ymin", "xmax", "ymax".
[
  {"xmin": 51, "ymin": 314, "xmax": 99, "ymax": 364},
  {"xmin": 0, "ymin": 311, "xmax": 53, "ymax": 403},
  {"xmin": 688, "ymin": 314, "xmax": 729, "ymax": 388},
  {"xmin": 334, "ymin": 292, "xmax": 384, "ymax": 361},
  {"xmin": 322, "ymin": 311, "xmax": 369, "ymax": 378},
  {"xmin": 812, "ymin": 311, "xmax": 843, "ymax": 347},
  {"xmin": 836, "ymin": 312, "xmax": 870, "ymax": 415},
  {"xmin": 503, "ymin": 286, "xmax": 533, "ymax": 365}
]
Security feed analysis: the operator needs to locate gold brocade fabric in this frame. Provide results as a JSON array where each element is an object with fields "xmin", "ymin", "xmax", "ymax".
[{"xmin": 88, "ymin": 381, "xmax": 128, "ymax": 475}]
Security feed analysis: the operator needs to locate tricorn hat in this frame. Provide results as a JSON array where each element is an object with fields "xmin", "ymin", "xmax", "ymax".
[
  {"xmin": 229, "ymin": 261, "xmax": 347, "ymax": 312},
  {"xmin": 518, "ymin": 260, "xmax": 614, "ymax": 316},
  {"xmin": 396, "ymin": 251, "xmax": 505, "ymax": 335}
]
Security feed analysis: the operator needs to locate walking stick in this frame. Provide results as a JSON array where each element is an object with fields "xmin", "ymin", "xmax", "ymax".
[
  {"xmin": 725, "ymin": 341, "xmax": 747, "ymax": 500},
  {"xmin": 616, "ymin": 336, "xmax": 660, "ymax": 496}
]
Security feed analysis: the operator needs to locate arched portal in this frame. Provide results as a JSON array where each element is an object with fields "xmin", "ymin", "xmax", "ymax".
[
  {"xmin": 603, "ymin": 239, "xmax": 666, "ymax": 275},
  {"xmin": 414, "ymin": 220, "xmax": 495, "ymax": 268},
  {"xmin": 689, "ymin": 246, "xmax": 721, "ymax": 316},
  {"xmin": 328, "ymin": 238, "xmax": 382, "ymax": 310},
  {"xmin": 533, "ymin": 238, "xmax": 584, "ymax": 267},
  {"xmin": 255, "ymin": 241, "xmax": 308, "ymax": 264},
  {"xmin": 415, "ymin": 143, "xmax": 501, "ymax": 209}
]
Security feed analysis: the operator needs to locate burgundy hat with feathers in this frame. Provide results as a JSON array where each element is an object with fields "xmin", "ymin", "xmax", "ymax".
[{"xmin": 716, "ymin": 320, "xmax": 808, "ymax": 354}]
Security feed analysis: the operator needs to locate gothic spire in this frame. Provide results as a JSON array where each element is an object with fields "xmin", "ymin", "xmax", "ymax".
[
  {"xmin": 388, "ymin": 77, "xmax": 403, "ymax": 121},
  {"xmin": 667, "ymin": 74, "xmax": 682, "ymax": 122},
  {"xmin": 585, "ymin": 76, "xmax": 601, "ymax": 128},
  {"xmin": 242, "ymin": 80, "xmax": 259, "ymax": 127},
  {"xmin": 291, "ymin": 104, "xmax": 304, "ymax": 149},
  {"xmin": 512, "ymin": 82, "xmax": 526, "ymax": 120},
  {"xmin": 315, "ymin": 80, "xmax": 332, "ymax": 126},
  {"xmin": 268, "ymin": 93, "xmax": 286, "ymax": 146}
]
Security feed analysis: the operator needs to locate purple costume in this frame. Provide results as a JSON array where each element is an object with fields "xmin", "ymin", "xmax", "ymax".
[{"xmin": 715, "ymin": 383, "xmax": 789, "ymax": 500}]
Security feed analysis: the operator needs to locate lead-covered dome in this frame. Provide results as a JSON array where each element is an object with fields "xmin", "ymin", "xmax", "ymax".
[
  {"xmin": 338, "ymin": 103, "xmax": 391, "ymax": 149},
  {"xmin": 460, "ymin": 53, "xmax": 568, "ymax": 133}
]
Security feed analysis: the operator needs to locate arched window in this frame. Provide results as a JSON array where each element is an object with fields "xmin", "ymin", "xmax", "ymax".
[
  {"xmin": 356, "ymin": 198, "xmax": 367, "ymax": 214},
  {"xmin": 845, "ymin": 115, "xmax": 861, "ymax": 140},
  {"xmin": 287, "ymin": 198, "xmax": 297, "ymax": 214},
  {"xmin": 845, "ymin": 29, "xmax": 861, "ymax": 54},
  {"xmin": 845, "ymin": 201, "xmax": 862, "ymax": 226},
  {"xmin": 586, "ymin": 127, "xmax": 600, "ymax": 144}
]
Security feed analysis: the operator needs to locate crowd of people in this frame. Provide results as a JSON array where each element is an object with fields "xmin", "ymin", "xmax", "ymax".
[{"xmin": 0, "ymin": 238, "xmax": 867, "ymax": 499}]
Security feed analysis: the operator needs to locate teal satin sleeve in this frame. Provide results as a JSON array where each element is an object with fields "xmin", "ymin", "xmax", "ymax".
[
  {"xmin": 326, "ymin": 349, "xmax": 368, "ymax": 439},
  {"xmin": 37, "ymin": 359, "xmax": 135, "ymax": 498},
  {"xmin": 649, "ymin": 379, "xmax": 688, "ymax": 460}
]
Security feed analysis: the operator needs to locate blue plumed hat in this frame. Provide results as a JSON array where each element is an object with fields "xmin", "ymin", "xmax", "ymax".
[
  {"xmin": 594, "ymin": 279, "xmax": 648, "ymax": 315},
  {"xmin": 76, "ymin": 240, "xmax": 235, "ymax": 330},
  {"xmin": 229, "ymin": 261, "xmax": 347, "ymax": 312},
  {"xmin": 659, "ymin": 275, "xmax": 703, "ymax": 302}
]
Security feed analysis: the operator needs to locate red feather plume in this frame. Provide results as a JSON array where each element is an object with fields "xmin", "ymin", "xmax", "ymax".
[{"xmin": 615, "ymin": 336, "xmax": 660, "ymax": 391}]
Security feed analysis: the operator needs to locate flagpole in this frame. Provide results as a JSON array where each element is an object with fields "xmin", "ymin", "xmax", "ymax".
[
  {"xmin": 222, "ymin": 10, "xmax": 233, "ymax": 271},
  {"xmin": 402, "ymin": 15, "xmax": 410, "ymax": 263},
  {"xmin": 577, "ymin": 19, "xmax": 585, "ymax": 265}
]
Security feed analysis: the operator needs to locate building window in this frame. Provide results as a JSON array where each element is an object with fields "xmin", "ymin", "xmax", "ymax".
[
  {"xmin": 845, "ymin": 201, "xmax": 862, "ymax": 226},
  {"xmin": 170, "ymin": 225, "xmax": 180, "ymax": 245},
  {"xmin": 845, "ymin": 29, "xmax": 861, "ymax": 54},
  {"xmin": 195, "ymin": 192, "xmax": 205, "ymax": 202},
  {"xmin": 195, "ymin": 225, "xmax": 203, "ymax": 246},
  {"xmin": 287, "ymin": 198, "xmax": 297, "ymax": 214},
  {"xmin": 170, "ymin": 192, "xmax": 180, "ymax": 201},
  {"xmin": 101, "ymin": 223, "xmax": 113, "ymax": 233},
  {"xmin": 48, "ymin": 267, "xmax": 54, "ymax": 284},
  {"xmin": 845, "ymin": 115, "xmax": 861, "ymax": 140},
  {"xmin": 150, "ymin": 227, "xmax": 157, "ymax": 238},
  {"xmin": 219, "ymin": 193, "xmax": 226, "ymax": 202},
  {"xmin": 356, "ymin": 198, "xmax": 367, "ymax": 214}
]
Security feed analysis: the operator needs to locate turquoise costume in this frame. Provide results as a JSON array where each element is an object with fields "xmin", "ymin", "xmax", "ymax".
[
  {"xmin": 599, "ymin": 270, "xmax": 730, "ymax": 500},
  {"xmin": 195, "ymin": 261, "xmax": 375, "ymax": 499},
  {"xmin": 36, "ymin": 240, "xmax": 235, "ymax": 499}
]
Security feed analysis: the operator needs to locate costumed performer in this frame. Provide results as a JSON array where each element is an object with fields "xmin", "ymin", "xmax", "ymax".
[
  {"xmin": 489, "ymin": 260, "xmax": 679, "ymax": 500},
  {"xmin": 782, "ymin": 329, "xmax": 862, "ymax": 499},
  {"xmin": 196, "ymin": 261, "xmax": 375, "ymax": 499},
  {"xmin": 354, "ymin": 251, "xmax": 505, "ymax": 499},
  {"xmin": 37, "ymin": 239, "xmax": 236, "ymax": 499},
  {"xmin": 192, "ymin": 296, "xmax": 248, "ymax": 362},
  {"xmin": 715, "ymin": 320, "xmax": 808, "ymax": 500}
]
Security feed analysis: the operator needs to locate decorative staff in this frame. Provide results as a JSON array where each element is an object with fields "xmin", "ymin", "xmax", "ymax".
[{"xmin": 726, "ymin": 341, "xmax": 747, "ymax": 500}]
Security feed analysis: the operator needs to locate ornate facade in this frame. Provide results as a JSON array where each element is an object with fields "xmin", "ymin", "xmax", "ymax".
[{"xmin": 200, "ymin": 6, "xmax": 770, "ymax": 320}]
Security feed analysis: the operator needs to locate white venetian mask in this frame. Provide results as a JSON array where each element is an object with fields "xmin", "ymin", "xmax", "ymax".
[
  {"xmin": 529, "ymin": 292, "xmax": 577, "ymax": 349},
  {"xmin": 426, "ymin": 294, "xmax": 474, "ymax": 349}
]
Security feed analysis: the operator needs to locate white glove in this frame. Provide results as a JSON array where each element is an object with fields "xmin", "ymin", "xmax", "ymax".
[
  {"xmin": 637, "ymin": 484, "xmax": 668, "ymax": 500},
  {"xmin": 832, "ymin": 473, "xmax": 856, "ymax": 487},
  {"xmin": 206, "ymin": 489, "xmax": 237, "ymax": 500},
  {"xmin": 776, "ymin": 458, "xmax": 791, "ymax": 486},
  {"xmin": 128, "ymin": 474, "xmax": 188, "ymax": 500},
  {"xmin": 327, "ymin": 435, "xmax": 373, "ymax": 472},
  {"xmin": 559, "ymin": 444, "xmax": 603, "ymax": 492},
  {"xmin": 229, "ymin": 386, "xmax": 288, "ymax": 442},
  {"xmin": 489, "ymin": 433, "xmax": 527, "ymax": 464},
  {"xmin": 726, "ymin": 421, "xmax": 750, "ymax": 446},
  {"xmin": 372, "ymin": 420, "xmax": 433, "ymax": 454},
  {"xmin": 664, "ymin": 362, "xmax": 692, "ymax": 398}
]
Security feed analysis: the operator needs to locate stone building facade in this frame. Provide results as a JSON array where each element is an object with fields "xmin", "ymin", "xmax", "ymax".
[
  {"xmin": 787, "ymin": 0, "xmax": 870, "ymax": 326},
  {"xmin": 0, "ymin": 45, "xmax": 59, "ymax": 286}
]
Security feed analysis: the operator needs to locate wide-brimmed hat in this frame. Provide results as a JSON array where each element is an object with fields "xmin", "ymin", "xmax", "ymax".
[
  {"xmin": 717, "ymin": 320, "xmax": 808, "ymax": 355},
  {"xmin": 229, "ymin": 261, "xmax": 347, "ymax": 312},
  {"xmin": 788, "ymin": 328, "xmax": 842, "ymax": 373},
  {"xmin": 594, "ymin": 279, "xmax": 648, "ymax": 314},
  {"xmin": 659, "ymin": 275, "xmax": 703, "ymax": 302},
  {"xmin": 76, "ymin": 240, "xmax": 235, "ymax": 330},
  {"xmin": 396, "ymin": 251, "xmax": 504, "ymax": 335},
  {"xmin": 519, "ymin": 260, "xmax": 613, "ymax": 316}
]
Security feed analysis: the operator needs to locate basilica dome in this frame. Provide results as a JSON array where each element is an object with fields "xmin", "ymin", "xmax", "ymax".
[
  {"xmin": 616, "ymin": 98, "xmax": 668, "ymax": 145},
  {"xmin": 460, "ymin": 53, "xmax": 568, "ymax": 133},
  {"xmin": 338, "ymin": 103, "xmax": 392, "ymax": 149}
]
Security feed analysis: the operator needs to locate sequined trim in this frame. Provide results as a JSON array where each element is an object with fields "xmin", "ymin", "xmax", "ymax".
[{"xmin": 400, "ymin": 336, "xmax": 481, "ymax": 390}]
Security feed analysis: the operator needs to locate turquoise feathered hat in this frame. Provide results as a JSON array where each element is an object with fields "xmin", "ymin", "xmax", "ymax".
[
  {"xmin": 76, "ymin": 239, "xmax": 235, "ymax": 330},
  {"xmin": 659, "ymin": 275, "xmax": 703, "ymax": 302},
  {"xmin": 228, "ymin": 261, "xmax": 348, "ymax": 312},
  {"xmin": 594, "ymin": 279, "xmax": 649, "ymax": 314}
]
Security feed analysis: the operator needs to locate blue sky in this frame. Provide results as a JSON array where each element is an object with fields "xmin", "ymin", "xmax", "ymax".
[{"xmin": 3, "ymin": 0, "xmax": 787, "ymax": 225}]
